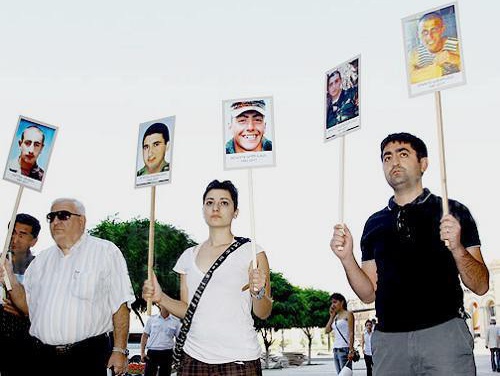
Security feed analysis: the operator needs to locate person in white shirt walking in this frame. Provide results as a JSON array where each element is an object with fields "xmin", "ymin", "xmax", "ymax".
[
  {"xmin": 486, "ymin": 318, "xmax": 500, "ymax": 372},
  {"xmin": 1, "ymin": 198, "xmax": 135, "ymax": 376},
  {"xmin": 141, "ymin": 305, "xmax": 181, "ymax": 376},
  {"xmin": 360, "ymin": 320, "xmax": 374, "ymax": 376}
]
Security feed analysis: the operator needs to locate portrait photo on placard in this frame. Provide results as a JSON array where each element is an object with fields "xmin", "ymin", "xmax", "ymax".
[
  {"xmin": 135, "ymin": 116, "xmax": 175, "ymax": 188},
  {"xmin": 222, "ymin": 96, "xmax": 276, "ymax": 170},
  {"xmin": 3, "ymin": 116, "xmax": 58, "ymax": 192},
  {"xmin": 324, "ymin": 55, "xmax": 360, "ymax": 142},
  {"xmin": 402, "ymin": 2, "xmax": 465, "ymax": 97}
]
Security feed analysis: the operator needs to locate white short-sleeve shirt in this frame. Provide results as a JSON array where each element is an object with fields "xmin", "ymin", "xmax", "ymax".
[
  {"xmin": 174, "ymin": 241, "xmax": 263, "ymax": 364},
  {"xmin": 144, "ymin": 314, "xmax": 181, "ymax": 350},
  {"xmin": 24, "ymin": 234, "xmax": 135, "ymax": 345}
]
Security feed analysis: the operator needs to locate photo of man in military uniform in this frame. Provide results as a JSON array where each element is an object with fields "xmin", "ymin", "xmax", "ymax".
[
  {"xmin": 137, "ymin": 122, "xmax": 170, "ymax": 176},
  {"xmin": 7, "ymin": 125, "xmax": 45, "ymax": 181},
  {"xmin": 225, "ymin": 100, "xmax": 273, "ymax": 154},
  {"xmin": 326, "ymin": 70, "xmax": 358, "ymax": 129}
]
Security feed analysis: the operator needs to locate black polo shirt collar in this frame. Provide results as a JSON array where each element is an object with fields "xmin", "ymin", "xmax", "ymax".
[{"xmin": 387, "ymin": 188, "xmax": 432, "ymax": 211}]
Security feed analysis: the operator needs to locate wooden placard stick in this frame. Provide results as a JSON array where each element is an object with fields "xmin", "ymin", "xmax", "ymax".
[
  {"xmin": 147, "ymin": 185, "xmax": 156, "ymax": 315},
  {"xmin": 337, "ymin": 136, "xmax": 346, "ymax": 250},
  {"xmin": 339, "ymin": 136, "xmax": 346, "ymax": 225},
  {"xmin": 435, "ymin": 91, "xmax": 450, "ymax": 247},
  {"xmin": 247, "ymin": 169, "xmax": 257, "ymax": 270},
  {"xmin": 1, "ymin": 186, "xmax": 24, "ymax": 291},
  {"xmin": 240, "ymin": 169, "xmax": 258, "ymax": 293}
]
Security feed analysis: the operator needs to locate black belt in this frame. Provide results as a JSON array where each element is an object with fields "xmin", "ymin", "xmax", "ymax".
[{"xmin": 37, "ymin": 333, "xmax": 109, "ymax": 355}]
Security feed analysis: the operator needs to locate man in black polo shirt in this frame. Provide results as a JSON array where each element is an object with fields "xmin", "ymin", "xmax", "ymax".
[{"xmin": 330, "ymin": 132, "xmax": 489, "ymax": 375}]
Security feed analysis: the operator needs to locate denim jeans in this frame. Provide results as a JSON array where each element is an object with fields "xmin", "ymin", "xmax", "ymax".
[{"xmin": 333, "ymin": 347, "xmax": 349, "ymax": 374}]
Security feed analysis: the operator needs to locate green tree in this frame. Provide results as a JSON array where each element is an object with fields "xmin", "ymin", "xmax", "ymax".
[
  {"xmin": 89, "ymin": 217, "xmax": 197, "ymax": 324},
  {"xmin": 254, "ymin": 271, "xmax": 306, "ymax": 368},
  {"xmin": 297, "ymin": 288, "xmax": 331, "ymax": 364}
]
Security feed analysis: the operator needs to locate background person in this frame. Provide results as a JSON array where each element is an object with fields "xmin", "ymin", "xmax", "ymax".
[
  {"xmin": 360, "ymin": 319, "xmax": 374, "ymax": 376},
  {"xmin": 7, "ymin": 125, "xmax": 45, "ymax": 181},
  {"xmin": 1, "ymin": 198, "xmax": 135, "ymax": 376},
  {"xmin": 0, "ymin": 213, "xmax": 40, "ymax": 376},
  {"xmin": 137, "ymin": 122, "xmax": 170, "ymax": 176},
  {"xmin": 140, "ymin": 305, "xmax": 181, "ymax": 376},
  {"xmin": 325, "ymin": 292, "xmax": 355, "ymax": 374},
  {"xmin": 486, "ymin": 318, "xmax": 500, "ymax": 372},
  {"xmin": 330, "ymin": 132, "xmax": 488, "ymax": 375},
  {"xmin": 226, "ymin": 100, "xmax": 272, "ymax": 154},
  {"xmin": 142, "ymin": 179, "xmax": 272, "ymax": 375}
]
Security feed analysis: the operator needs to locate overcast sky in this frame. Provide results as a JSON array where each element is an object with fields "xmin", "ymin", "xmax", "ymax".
[{"xmin": 1, "ymin": 0, "xmax": 498, "ymax": 299}]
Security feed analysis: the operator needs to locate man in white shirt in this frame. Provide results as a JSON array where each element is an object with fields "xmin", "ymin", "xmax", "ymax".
[
  {"xmin": 486, "ymin": 318, "xmax": 500, "ymax": 372},
  {"xmin": 1, "ymin": 198, "xmax": 135, "ymax": 376},
  {"xmin": 141, "ymin": 305, "xmax": 180, "ymax": 376},
  {"xmin": 361, "ymin": 319, "xmax": 374, "ymax": 376}
]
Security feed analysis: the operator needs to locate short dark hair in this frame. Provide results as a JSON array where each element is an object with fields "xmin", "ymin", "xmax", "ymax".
[
  {"xmin": 202, "ymin": 180, "xmax": 238, "ymax": 210},
  {"xmin": 328, "ymin": 70, "xmax": 341, "ymax": 81},
  {"xmin": 21, "ymin": 125, "xmax": 45, "ymax": 145},
  {"xmin": 365, "ymin": 319, "xmax": 373, "ymax": 326},
  {"xmin": 11, "ymin": 213, "xmax": 41, "ymax": 238},
  {"xmin": 143, "ymin": 123, "xmax": 170, "ymax": 145},
  {"xmin": 330, "ymin": 292, "xmax": 347, "ymax": 310},
  {"xmin": 327, "ymin": 70, "xmax": 342, "ymax": 88},
  {"xmin": 380, "ymin": 132, "xmax": 428, "ymax": 161}
]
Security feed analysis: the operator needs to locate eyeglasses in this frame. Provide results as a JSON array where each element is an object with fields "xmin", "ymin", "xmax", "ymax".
[
  {"xmin": 396, "ymin": 208, "xmax": 412, "ymax": 241},
  {"xmin": 46, "ymin": 210, "xmax": 82, "ymax": 223}
]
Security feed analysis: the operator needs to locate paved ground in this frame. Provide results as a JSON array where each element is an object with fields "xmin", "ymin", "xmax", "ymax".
[{"xmin": 262, "ymin": 353, "xmax": 498, "ymax": 375}]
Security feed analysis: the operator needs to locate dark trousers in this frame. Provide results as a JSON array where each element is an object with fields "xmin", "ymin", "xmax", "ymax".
[
  {"xmin": 0, "ymin": 335, "xmax": 36, "ymax": 376},
  {"xmin": 364, "ymin": 354, "xmax": 373, "ymax": 376},
  {"xmin": 34, "ymin": 333, "xmax": 111, "ymax": 376},
  {"xmin": 490, "ymin": 348, "xmax": 500, "ymax": 372},
  {"xmin": 145, "ymin": 348, "xmax": 174, "ymax": 376}
]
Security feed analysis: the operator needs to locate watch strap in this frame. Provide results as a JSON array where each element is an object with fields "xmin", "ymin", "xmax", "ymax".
[{"xmin": 112, "ymin": 347, "xmax": 129, "ymax": 356}]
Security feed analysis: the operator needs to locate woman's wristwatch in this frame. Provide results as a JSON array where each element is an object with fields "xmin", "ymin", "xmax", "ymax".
[{"xmin": 251, "ymin": 286, "xmax": 266, "ymax": 300}]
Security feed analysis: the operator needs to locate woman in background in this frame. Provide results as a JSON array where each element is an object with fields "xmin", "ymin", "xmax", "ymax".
[{"xmin": 325, "ymin": 293, "xmax": 355, "ymax": 374}]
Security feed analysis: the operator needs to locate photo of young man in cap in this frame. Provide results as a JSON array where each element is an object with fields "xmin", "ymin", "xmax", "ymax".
[{"xmin": 225, "ymin": 100, "xmax": 272, "ymax": 154}]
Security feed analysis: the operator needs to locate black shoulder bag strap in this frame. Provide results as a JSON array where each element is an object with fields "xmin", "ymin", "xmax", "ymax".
[
  {"xmin": 173, "ymin": 236, "xmax": 251, "ymax": 367},
  {"xmin": 334, "ymin": 318, "xmax": 350, "ymax": 346}
]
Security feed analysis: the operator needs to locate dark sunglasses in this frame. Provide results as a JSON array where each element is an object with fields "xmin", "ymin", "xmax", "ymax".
[
  {"xmin": 46, "ymin": 210, "xmax": 82, "ymax": 223},
  {"xmin": 396, "ymin": 208, "xmax": 412, "ymax": 241}
]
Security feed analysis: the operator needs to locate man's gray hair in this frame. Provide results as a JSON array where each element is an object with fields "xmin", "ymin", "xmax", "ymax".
[{"xmin": 51, "ymin": 198, "xmax": 86, "ymax": 216}]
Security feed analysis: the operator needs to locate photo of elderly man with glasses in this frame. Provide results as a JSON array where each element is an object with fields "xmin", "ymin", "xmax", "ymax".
[{"xmin": 0, "ymin": 198, "xmax": 135, "ymax": 376}]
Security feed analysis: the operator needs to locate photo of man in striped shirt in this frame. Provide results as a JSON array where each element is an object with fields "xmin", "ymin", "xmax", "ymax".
[{"xmin": 408, "ymin": 9, "xmax": 461, "ymax": 84}]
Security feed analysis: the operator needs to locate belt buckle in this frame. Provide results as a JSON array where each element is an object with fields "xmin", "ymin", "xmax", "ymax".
[{"xmin": 54, "ymin": 344, "xmax": 72, "ymax": 355}]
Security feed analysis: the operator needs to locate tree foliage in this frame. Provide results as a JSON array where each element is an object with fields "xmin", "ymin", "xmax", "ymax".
[
  {"xmin": 89, "ymin": 217, "xmax": 197, "ymax": 319},
  {"xmin": 297, "ymin": 288, "xmax": 331, "ymax": 364},
  {"xmin": 254, "ymin": 271, "xmax": 307, "ymax": 368}
]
